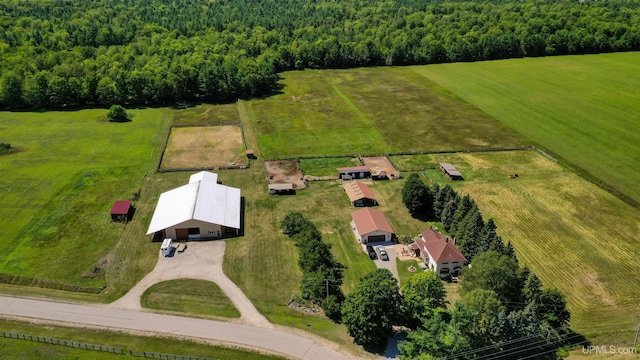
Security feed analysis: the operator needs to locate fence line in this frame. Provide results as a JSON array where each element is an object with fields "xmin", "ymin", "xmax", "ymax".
[
  {"xmin": 0, "ymin": 274, "xmax": 104, "ymax": 294},
  {"xmin": 129, "ymin": 350, "xmax": 218, "ymax": 360},
  {"xmin": 1, "ymin": 331, "xmax": 124, "ymax": 354}
]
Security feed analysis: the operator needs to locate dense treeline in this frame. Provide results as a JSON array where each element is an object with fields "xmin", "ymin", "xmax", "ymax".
[
  {"xmin": 399, "ymin": 177, "xmax": 573, "ymax": 359},
  {"xmin": 280, "ymin": 212, "xmax": 345, "ymax": 321},
  {"xmin": 2, "ymin": 0, "xmax": 640, "ymax": 108}
]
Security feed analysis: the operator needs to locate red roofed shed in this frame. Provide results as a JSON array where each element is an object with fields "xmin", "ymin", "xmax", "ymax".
[{"xmin": 110, "ymin": 200, "xmax": 133, "ymax": 222}]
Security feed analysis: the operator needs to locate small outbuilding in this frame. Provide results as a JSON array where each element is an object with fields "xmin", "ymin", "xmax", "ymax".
[
  {"xmin": 337, "ymin": 166, "xmax": 371, "ymax": 180},
  {"xmin": 246, "ymin": 150, "xmax": 256, "ymax": 159},
  {"xmin": 440, "ymin": 163, "xmax": 464, "ymax": 180},
  {"xmin": 110, "ymin": 200, "xmax": 133, "ymax": 222},
  {"xmin": 269, "ymin": 183, "xmax": 295, "ymax": 195},
  {"xmin": 350, "ymin": 207, "xmax": 394, "ymax": 244},
  {"xmin": 343, "ymin": 182, "xmax": 377, "ymax": 207}
]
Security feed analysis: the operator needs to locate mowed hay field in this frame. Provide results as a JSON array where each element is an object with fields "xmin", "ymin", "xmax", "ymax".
[
  {"xmin": 411, "ymin": 52, "xmax": 640, "ymax": 206},
  {"xmin": 247, "ymin": 68, "xmax": 526, "ymax": 158},
  {"xmin": 160, "ymin": 125, "xmax": 246, "ymax": 170},
  {"xmin": 0, "ymin": 109, "xmax": 168, "ymax": 289},
  {"xmin": 421, "ymin": 150, "xmax": 640, "ymax": 341}
]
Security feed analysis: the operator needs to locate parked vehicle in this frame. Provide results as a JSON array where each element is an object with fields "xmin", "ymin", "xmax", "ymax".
[
  {"xmin": 161, "ymin": 238, "xmax": 172, "ymax": 257},
  {"xmin": 376, "ymin": 245, "xmax": 388, "ymax": 260},
  {"xmin": 366, "ymin": 245, "xmax": 377, "ymax": 259}
]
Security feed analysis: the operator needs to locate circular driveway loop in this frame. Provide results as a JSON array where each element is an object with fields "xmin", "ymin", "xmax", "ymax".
[{"xmin": 109, "ymin": 241, "xmax": 271, "ymax": 328}]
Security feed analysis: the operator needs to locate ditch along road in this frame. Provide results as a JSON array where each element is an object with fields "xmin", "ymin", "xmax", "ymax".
[{"xmin": 0, "ymin": 241, "xmax": 364, "ymax": 360}]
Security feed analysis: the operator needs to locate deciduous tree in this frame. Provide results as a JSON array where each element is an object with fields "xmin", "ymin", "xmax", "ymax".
[{"xmin": 342, "ymin": 269, "xmax": 402, "ymax": 348}]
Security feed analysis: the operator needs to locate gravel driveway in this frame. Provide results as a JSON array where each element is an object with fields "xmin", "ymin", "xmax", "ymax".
[{"xmin": 109, "ymin": 241, "xmax": 271, "ymax": 328}]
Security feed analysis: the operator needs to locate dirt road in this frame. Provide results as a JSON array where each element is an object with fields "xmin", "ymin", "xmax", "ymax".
[{"xmin": 110, "ymin": 241, "xmax": 271, "ymax": 328}]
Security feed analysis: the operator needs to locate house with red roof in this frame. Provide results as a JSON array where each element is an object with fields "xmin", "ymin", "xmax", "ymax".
[
  {"xmin": 350, "ymin": 207, "xmax": 394, "ymax": 243},
  {"xmin": 413, "ymin": 227, "xmax": 467, "ymax": 279}
]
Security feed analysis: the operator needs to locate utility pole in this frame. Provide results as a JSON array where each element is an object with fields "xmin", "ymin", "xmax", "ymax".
[
  {"xmin": 633, "ymin": 314, "xmax": 640, "ymax": 351},
  {"xmin": 324, "ymin": 279, "xmax": 330, "ymax": 307}
]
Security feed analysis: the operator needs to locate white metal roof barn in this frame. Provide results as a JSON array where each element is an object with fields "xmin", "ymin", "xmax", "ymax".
[{"xmin": 146, "ymin": 171, "xmax": 241, "ymax": 240}]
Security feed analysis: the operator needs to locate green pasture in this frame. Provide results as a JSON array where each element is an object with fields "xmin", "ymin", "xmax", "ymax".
[
  {"xmin": 406, "ymin": 150, "xmax": 640, "ymax": 344},
  {"xmin": 170, "ymin": 103, "xmax": 241, "ymax": 126},
  {"xmin": 247, "ymin": 70, "xmax": 394, "ymax": 158},
  {"xmin": 0, "ymin": 109, "xmax": 167, "ymax": 289},
  {"xmin": 141, "ymin": 279, "xmax": 240, "ymax": 318},
  {"xmin": 0, "ymin": 319, "xmax": 284, "ymax": 360},
  {"xmin": 299, "ymin": 157, "xmax": 360, "ymax": 176},
  {"xmin": 247, "ymin": 68, "xmax": 526, "ymax": 159},
  {"xmin": 411, "ymin": 52, "xmax": 640, "ymax": 206}
]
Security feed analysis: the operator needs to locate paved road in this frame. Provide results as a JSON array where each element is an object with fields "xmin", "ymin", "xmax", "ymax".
[{"xmin": 0, "ymin": 295, "xmax": 362, "ymax": 360}]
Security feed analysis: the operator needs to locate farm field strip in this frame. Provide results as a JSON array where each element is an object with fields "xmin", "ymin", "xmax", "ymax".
[
  {"xmin": 323, "ymin": 67, "xmax": 526, "ymax": 152},
  {"xmin": 410, "ymin": 52, "xmax": 640, "ymax": 205},
  {"xmin": 425, "ymin": 150, "xmax": 640, "ymax": 338}
]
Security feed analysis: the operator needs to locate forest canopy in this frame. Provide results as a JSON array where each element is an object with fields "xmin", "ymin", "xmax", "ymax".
[{"xmin": 1, "ymin": 0, "xmax": 640, "ymax": 108}]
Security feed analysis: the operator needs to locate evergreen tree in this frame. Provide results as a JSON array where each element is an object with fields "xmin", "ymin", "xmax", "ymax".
[
  {"xmin": 478, "ymin": 218, "xmax": 498, "ymax": 254},
  {"xmin": 522, "ymin": 272, "xmax": 543, "ymax": 304},
  {"xmin": 440, "ymin": 195, "xmax": 460, "ymax": 232},
  {"xmin": 401, "ymin": 173, "xmax": 431, "ymax": 218},
  {"xmin": 450, "ymin": 195, "xmax": 474, "ymax": 236},
  {"xmin": 456, "ymin": 208, "xmax": 485, "ymax": 260}
]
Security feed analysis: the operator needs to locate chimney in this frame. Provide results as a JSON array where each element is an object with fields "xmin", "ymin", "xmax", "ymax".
[{"xmin": 445, "ymin": 237, "xmax": 449, "ymax": 243}]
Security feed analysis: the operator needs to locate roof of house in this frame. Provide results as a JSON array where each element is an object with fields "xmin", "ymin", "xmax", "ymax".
[
  {"xmin": 337, "ymin": 166, "xmax": 371, "ymax": 173},
  {"xmin": 110, "ymin": 200, "xmax": 131, "ymax": 215},
  {"xmin": 269, "ymin": 183, "xmax": 294, "ymax": 190},
  {"xmin": 351, "ymin": 208, "xmax": 394, "ymax": 235},
  {"xmin": 415, "ymin": 228, "xmax": 467, "ymax": 264},
  {"xmin": 440, "ymin": 163, "xmax": 463, "ymax": 177},
  {"xmin": 146, "ymin": 171, "xmax": 240, "ymax": 235},
  {"xmin": 343, "ymin": 182, "xmax": 376, "ymax": 202}
]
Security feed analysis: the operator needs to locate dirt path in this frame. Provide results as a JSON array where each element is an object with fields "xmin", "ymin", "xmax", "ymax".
[{"xmin": 109, "ymin": 241, "xmax": 272, "ymax": 329}]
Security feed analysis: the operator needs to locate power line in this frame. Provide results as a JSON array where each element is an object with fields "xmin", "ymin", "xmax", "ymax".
[{"xmin": 441, "ymin": 326, "xmax": 569, "ymax": 360}]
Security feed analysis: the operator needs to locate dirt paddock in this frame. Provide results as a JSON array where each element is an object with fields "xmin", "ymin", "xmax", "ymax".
[
  {"xmin": 264, "ymin": 160, "xmax": 306, "ymax": 189},
  {"xmin": 160, "ymin": 126, "xmax": 247, "ymax": 170},
  {"xmin": 362, "ymin": 156, "xmax": 401, "ymax": 179}
]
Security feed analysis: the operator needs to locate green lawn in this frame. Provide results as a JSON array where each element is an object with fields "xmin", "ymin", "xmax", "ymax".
[
  {"xmin": 0, "ymin": 109, "xmax": 167, "ymax": 289},
  {"xmin": 396, "ymin": 258, "xmax": 421, "ymax": 289},
  {"xmin": 0, "ymin": 318, "xmax": 284, "ymax": 360},
  {"xmin": 411, "ymin": 52, "xmax": 640, "ymax": 206},
  {"xmin": 299, "ymin": 157, "xmax": 360, "ymax": 177},
  {"xmin": 412, "ymin": 150, "xmax": 640, "ymax": 344},
  {"xmin": 141, "ymin": 279, "xmax": 241, "ymax": 318}
]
